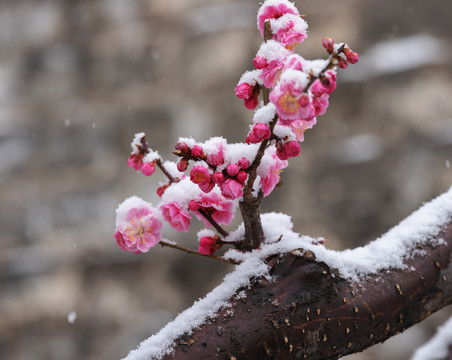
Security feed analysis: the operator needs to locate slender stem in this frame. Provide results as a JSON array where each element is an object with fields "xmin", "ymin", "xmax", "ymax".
[
  {"xmin": 159, "ymin": 239, "xmax": 241, "ymax": 265},
  {"xmin": 197, "ymin": 208, "xmax": 229, "ymax": 237},
  {"xmin": 156, "ymin": 159, "xmax": 176, "ymax": 183}
]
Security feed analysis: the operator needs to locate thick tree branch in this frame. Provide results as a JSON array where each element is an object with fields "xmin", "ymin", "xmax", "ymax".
[{"xmin": 125, "ymin": 189, "xmax": 452, "ymax": 360}]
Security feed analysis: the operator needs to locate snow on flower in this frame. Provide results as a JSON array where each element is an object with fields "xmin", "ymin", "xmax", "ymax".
[
  {"xmin": 161, "ymin": 201, "xmax": 192, "ymax": 232},
  {"xmin": 271, "ymin": 13, "xmax": 308, "ymax": 50},
  {"xmin": 257, "ymin": 0, "xmax": 299, "ymax": 37},
  {"xmin": 257, "ymin": 147, "xmax": 288, "ymax": 197},
  {"xmin": 115, "ymin": 196, "xmax": 162, "ymax": 253},
  {"xmin": 191, "ymin": 193, "xmax": 236, "ymax": 227},
  {"xmin": 197, "ymin": 229, "xmax": 221, "ymax": 256},
  {"xmin": 256, "ymin": 40, "xmax": 292, "ymax": 88}
]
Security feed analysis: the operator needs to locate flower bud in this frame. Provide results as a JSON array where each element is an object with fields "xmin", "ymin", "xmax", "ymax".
[
  {"xmin": 141, "ymin": 162, "xmax": 155, "ymax": 176},
  {"xmin": 177, "ymin": 159, "xmax": 188, "ymax": 172},
  {"xmin": 284, "ymin": 141, "xmax": 301, "ymax": 158},
  {"xmin": 337, "ymin": 57, "xmax": 348, "ymax": 69},
  {"xmin": 188, "ymin": 200, "xmax": 200, "ymax": 211},
  {"xmin": 226, "ymin": 163, "xmax": 240, "ymax": 177},
  {"xmin": 322, "ymin": 36, "xmax": 334, "ymax": 53},
  {"xmin": 156, "ymin": 184, "xmax": 169, "ymax": 197},
  {"xmin": 191, "ymin": 145, "xmax": 205, "ymax": 158},
  {"xmin": 175, "ymin": 142, "xmax": 189, "ymax": 153},
  {"xmin": 253, "ymin": 56, "xmax": 267, "ymax": 70},
  {"xmin": 238, "ymin": 158, "xmax": 250, "ymax": 170},
  {"xmin": 344, "ymin": 48, "xmax": 359, "ymax": 64},
  {"xmin": 237, "ymin": 170, "xmax": 248, "ymax": 183},
  {"xmin": 212, "ymin": 172, "xmax": 225, "ymax": 185},
  {"xmin": 128, "ymin": 154, "xmax": 143, "ymax": 171},
  {"xmin": 252, "ymin": 123, "xmax": 271, "ymax": 142}
]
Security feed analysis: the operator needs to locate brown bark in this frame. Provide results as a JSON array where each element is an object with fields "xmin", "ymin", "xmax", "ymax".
[{"xmin": 162, "ymin": 220, "xmax": 452, "ymax": 359}]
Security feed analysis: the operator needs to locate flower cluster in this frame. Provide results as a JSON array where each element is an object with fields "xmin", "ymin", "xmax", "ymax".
[{"xmin": 115, "ymin": 0, "xmax": 358, "ymax": 258}]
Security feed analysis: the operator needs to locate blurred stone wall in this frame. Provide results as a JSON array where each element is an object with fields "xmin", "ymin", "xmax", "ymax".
[{"xmin": 0, "ymin": 0, "xmax": 451, "ymax": 359}]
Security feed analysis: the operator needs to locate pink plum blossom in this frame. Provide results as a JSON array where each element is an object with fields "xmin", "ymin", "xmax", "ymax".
[
  {"xmin": 206, "ymin": 144, "xmax": 225, "ymax": 166},
  {"xmin": 238, "ymin": 158, "xmax": 250, "ymax": 169},
  {"xmin": 247, "ymin": 123, "xmax": 271, "ymax": 144},
  {"xmin": 313, "ymin": 92, "xmax": 329, "ymax": 116},
  {"xmin": 212, "ymin": 172, "xmax": 225, "ymax": 185},
  {"xmin": 260, "ymin": 59, "xmax": 285, "ymax": 88},
  {"xmin": 322, "ymin": 36, "xmax": 334, "ymax": 53},
  {"xmin": 161, "ymin": 201, "xmax": 191, "ymax": 232},
  {"xmin": 192, "ymin": 193, "xmax": 235, "ymax": 227},
  {"xmin": 258, "ymin": 2, "xmax": 298, "ymax": 37},
  {"xmin": 115, "ymin": 206, "xmax": 162, "ymax": 253},
  {"xmin": 177, "ymin": 159, "xmax": 189, "ymax": 172},
  {"xmin": 220, "ymin": 179, "xmax": 243, "ymax": 200},
  {"xmin": 198, "ymin": 179, "xmax": 215, "ymax": 194},
  {"xmin": 289, "ymin": 119, "xmax": 317, "ymax": 142},
  {"xmin": 190, "ymin": 166, "xmax": 211, "ymax": 185},
  {"xmin": 237, "ymin": 170, "xmax": 248, "ymax": 183},
  {"xmin": 235, "ymin": 82, "xmax": 260, "ymax": 110},
  {"xmin": 257, "ymin": 148, "xmax": 288, "ymax": 197},
  {"xmin": 272, "ymin": 14, "xmax": 308, "ymax": 50},
  {"xmin": 277, "ymin": 141, "xmax": 300, "ymax": 160}
]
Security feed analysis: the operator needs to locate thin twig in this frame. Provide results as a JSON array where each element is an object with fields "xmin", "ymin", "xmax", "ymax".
[{"xmin": 159, "ymin": 239, "xmax": 241, "ymax": 265}]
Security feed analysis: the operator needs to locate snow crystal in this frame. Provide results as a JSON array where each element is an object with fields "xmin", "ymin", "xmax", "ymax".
[
  {"xmin": 143, "ymin": 150, "xmax": 161, "ymax": 163},
  {"xmin": 410, "ymin": 316, "xmax": 452, "ymax": 360},
  {"xmin": 252, "ymin": 103, "xmax": 276, "ymax": 125},
  {"xmin": 270, "ymin": 13, "xmax": 307, "ymax": 35},
  {"xmin": 273, "ymin": 124, "xmax": 295, "ymax": 141},
  {"xmin": 223, "ymin": 143, "xmax": 259, "ymax": 165},
  {"xmin": 237, "ymin": 69, "xmax": 263, "ymax": 86},
  {"xmin": 257, "ymin": 40, "xmax": 291, "ymax": 62},
  {"xmin": 177, "ymin": 137, "xmax": 197, "ymax": 148},
  {"xmin": 279, "ymin": 68, "xmax": 309, "ymax": 89},
  {"xmin": 301, "ymin": 58, "xmax": 330, "ymax": 78},
  {"xmin": 131, "ymin": 132, "xmax": 146, "ymax": 154},
  {"xmin": 67, "ymin": 311, "xmax": 76, "ymax": 324},
  {"xmin": 160, "ymin": 177, "xmax": 202, "ymax": 209},
  {"xmin": 202, "ymin": 137, "xmax": 227, "ymax": 157}
]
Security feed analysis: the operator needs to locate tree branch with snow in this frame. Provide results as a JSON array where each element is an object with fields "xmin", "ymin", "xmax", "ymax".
[{"xmin": 113, "ymin": 0, "xmax": 452, "ymax": 358}]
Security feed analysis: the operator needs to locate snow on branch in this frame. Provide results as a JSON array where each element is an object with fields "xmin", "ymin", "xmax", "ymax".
[{"xmin": 124, "ymin": 187, "xmax": 452, "ymax": 360}]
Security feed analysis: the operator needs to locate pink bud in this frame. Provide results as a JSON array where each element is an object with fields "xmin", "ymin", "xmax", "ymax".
[
  {"xmin": 226, "ymin": 163, "xmax": 240, "ymax": 177},
  {"xmin": 246, "ymin": 131, "xmax": 259, "ymax": 144},
  {"xmin": 252, "ymin": 123, "xmax": 271, "ymax": 142},
  {"xmin": 175, "ymin": 142, "xmax": 189, "ymax": 153},
  {"xmin": 344, "ymin": 48, "xmax": 359, "ymax": 64},
  {"xmin": 253, "ymin": 56, "xmax": 267, "ymax": 70},
  {"xmin": 284, "ymin": 141, "xmax": 301, "ymax": 158},
  {"xmin": 128, "ymin": 154, "xmax": 143, "ymax": 171},
  {"xmin": 220, "ymin": 179, "xmax": 243, "ymax": 200},
  {"xmin": 212, "ymin": 172, "xmax": 225, "ymax": 185},
  {"xmin": 238, "ymin": 158, "xmax": 250, "ymax": 169},
  {"xmin": 337, "ymin": 57, "xmax": 348, "ymax": 69},
  {"xmin": 141, "ymin": 162, "xmax": 155, "ymax": 176},
  {"xmin": 191, "ymin": 145, "xmax": 205, "ymax": 158},
  {"xmin": 322, "ymin": 37, "xmax": 334, "ymax": 53},
  {"xmin": 156, "ymin": 184, "xmax": 169, "ymax": 197},
  {"xmin": 188, "ymin": 200, "xmax": 200, "ymax": 211},
  {"xmin": 198, "ymin": 236, "xmax": 219, "ymax": 256},
  {"xmin": 190, "ymin": 166, "xmax": 210, "ymax": 184},
  {"xmin": 276, "ymin": 143, "xmax": 290, "ymax": 160},
  {"xmin": 237, "ymin": 170, "xmax": 248, "ymax": 183},
  {"xmin": 244, "ymin": 93, "xmax": 259, "ymax": 110},
  {"xmin": 235, "ymin": 83, "xmax": 254, "ymax": 100},
  {"xmin": 177, "ymin": 159, "xmax": 188, "ymax": 172},
  {"xmin": 199, "ymin": 180, "xmax": 215, "ymax": 194}
]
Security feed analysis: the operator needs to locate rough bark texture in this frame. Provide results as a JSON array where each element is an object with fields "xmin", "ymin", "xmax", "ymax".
[{"xmin": 162, "ymin": 221, "xmax": 452, "ymax": 359}]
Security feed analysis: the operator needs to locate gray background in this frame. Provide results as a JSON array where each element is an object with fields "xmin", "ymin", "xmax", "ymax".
[{"xmin": 0, "ymin": 0, "xmax": 451, "ymax": 359}]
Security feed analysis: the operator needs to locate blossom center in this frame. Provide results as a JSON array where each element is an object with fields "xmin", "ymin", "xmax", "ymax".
[{"xmin": 278, "ymin": 91, "xmax": 299, "ymax": 113}]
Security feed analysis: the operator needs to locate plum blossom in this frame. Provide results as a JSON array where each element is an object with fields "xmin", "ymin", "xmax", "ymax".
[
  {"xmin": 269, "ymin": 70, "xmax": 314, "ymax": 122},
  {"xmin": 257, "ymin": 148, "xmax": 288, "ymax": 197},
  {"xmin": 271, "ymin": 14, "xmax": 308, "ymax": 50},
  {"xmin": 128, "ymin": 154, "xmax": 143, "ymax": 171},
  {"xmin": 115, "ymin": 197, "xmax": 162, "ymax": 253},
  {"xmin": 161, "ymin": 201, "xmax": 192, "ymax": 232},
  {"xmin": 256, "ymin": 40, "xmax": 291, "ymax": 88},
  {"xmin": 320, "ymin": 70, "xmax": 337, "ymax": 94},
  {"xmin": 235, "ymin": 82, "xmax": 260, "ymax": 110},
  {"xmin": 257, "ymin": 0, "xmax": 298, "ymax": 37},
  {"xmin": 190, "ymin": 193, "xmax": 236, "ymax": 227},
  {"xmin": 221, "ymin": 179, "xmax": 244, "ymax": 200}
]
